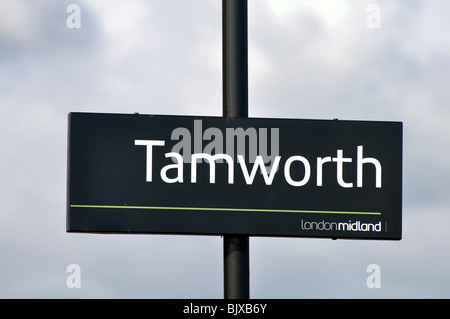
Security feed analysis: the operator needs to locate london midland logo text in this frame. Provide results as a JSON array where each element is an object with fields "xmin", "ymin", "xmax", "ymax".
[{"xmin": 301, "ymin": 220, "xmax": 383, "ymax": 232}]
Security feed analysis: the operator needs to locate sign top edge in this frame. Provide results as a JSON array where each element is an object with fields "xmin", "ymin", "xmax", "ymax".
[{"xmin": 67, "ymin": 112, "xmax": 403, "ymax": 125}]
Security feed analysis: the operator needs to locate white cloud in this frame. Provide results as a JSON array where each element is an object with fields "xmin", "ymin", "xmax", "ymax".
[
  {"xmin": 1, "ymin": 0, "xmax": 450, "ymax": 299},
  {"xmin": 268, "ymin": 0, "xmax": 350, "ymax": 26},
  {"xmin": 398, "ymin": 0, "xmax": 450, "ymax": 65},
  {"xmin": 86, "ymin": 0, "xmax": 152, "ymax": 62},
  {"xmin": 0, "ymin": 0, "xmax": 36, "ymax": 44}
]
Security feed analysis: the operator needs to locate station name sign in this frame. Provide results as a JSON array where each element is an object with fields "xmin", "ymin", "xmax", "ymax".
[{"xmin": 67, "ymin": 113, "xmax": 402, "ymax": 240}]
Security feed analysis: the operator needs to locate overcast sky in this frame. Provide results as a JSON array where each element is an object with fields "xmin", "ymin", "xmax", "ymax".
[{"xmin": 1, "ymin": 0, "xmax": 450, "ymax": 298}]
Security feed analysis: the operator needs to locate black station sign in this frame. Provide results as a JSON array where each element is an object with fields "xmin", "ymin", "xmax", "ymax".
[{"xmin": 67, "ymin": 112, "xmax": 402, "ymax": 240}]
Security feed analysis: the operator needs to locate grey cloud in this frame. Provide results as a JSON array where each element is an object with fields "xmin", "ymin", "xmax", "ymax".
[{"xmin": 1, "ymin": 0, "xmax": 450, "ymax": 298}]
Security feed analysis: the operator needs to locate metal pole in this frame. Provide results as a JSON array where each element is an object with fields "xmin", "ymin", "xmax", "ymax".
[
  {"xmin": 222, "ymin": 0, "xmax": 249, "ymax": 299},
  {"xmin": 223, "ymin": 0, "xmax": 248, "ymax": 118}
]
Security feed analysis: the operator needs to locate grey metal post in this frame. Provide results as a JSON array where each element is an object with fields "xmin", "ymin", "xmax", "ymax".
[{"xmin": 222, "ymin": 0, "xmax": 250, "ymax": 299}]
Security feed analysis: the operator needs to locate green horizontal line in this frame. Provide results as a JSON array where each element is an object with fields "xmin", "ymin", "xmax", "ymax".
[{"xmin": 70, "ymin": 205, "xmax": 381, "ymax": 216}]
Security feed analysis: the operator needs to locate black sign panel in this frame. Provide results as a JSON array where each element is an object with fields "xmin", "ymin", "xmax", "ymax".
[{"xmin": 67, "ymin": 113, "xmax": 402, "ymax": 239}]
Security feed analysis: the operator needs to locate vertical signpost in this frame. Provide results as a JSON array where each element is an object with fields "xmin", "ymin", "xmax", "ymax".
[{"xmin": 222, "ymin": 0, "xmax": 249, "ymax": 299}]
